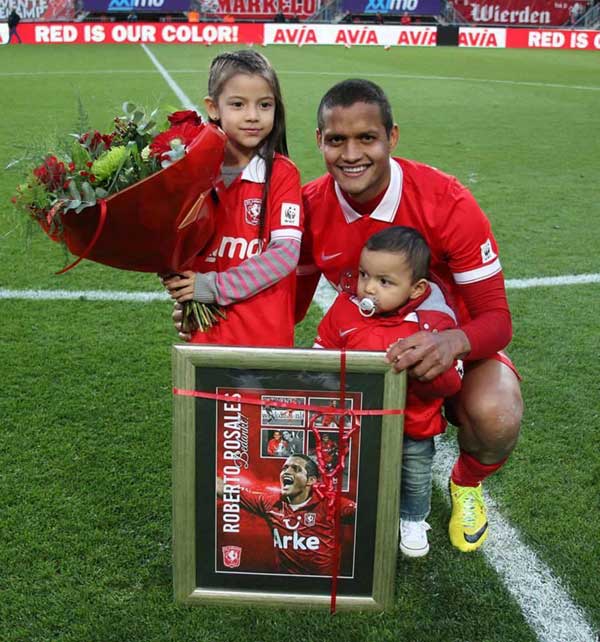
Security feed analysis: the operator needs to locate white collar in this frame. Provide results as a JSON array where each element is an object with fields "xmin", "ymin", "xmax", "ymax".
[
  {"xmin": 334, "ymin": 158, "xmax": 403, "ymax": 224},
  {"xmin": 240, "ymin": 154, "xmax": 267, "ymax": 183}
]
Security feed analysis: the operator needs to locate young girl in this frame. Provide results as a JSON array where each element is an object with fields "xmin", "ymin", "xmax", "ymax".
[{"xmin": 162, "ymin": 50, "xmax": 303, "ymax": 347}]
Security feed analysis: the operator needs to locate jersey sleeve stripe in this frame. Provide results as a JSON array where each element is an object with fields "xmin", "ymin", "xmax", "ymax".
[
  {"xmin": 452, "ymin": 259, "xmax": 502, "ymax": 285},
  {"xmin": 271, "ymin": 229, "xmax": 302, "ymax": 242}
]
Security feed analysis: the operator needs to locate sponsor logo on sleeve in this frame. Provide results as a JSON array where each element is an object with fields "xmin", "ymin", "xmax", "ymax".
[
  {"xmin": 480, "ymin": 239, "xmax": 497, "ymax": 263},
  {"xmin": 281, "ymin": 203, "xmax": 300, "ymax": 226}
]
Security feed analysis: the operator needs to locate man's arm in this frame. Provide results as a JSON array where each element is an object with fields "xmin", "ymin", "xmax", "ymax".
[{"xmin": 386, "ymin": 273, "xmax": 511, "ymax": 379}]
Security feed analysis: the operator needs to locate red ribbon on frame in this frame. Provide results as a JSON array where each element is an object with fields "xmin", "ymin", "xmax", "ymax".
[{"xmin": 173, "ymin": 350, "xmax": 403, "ymax": 613}]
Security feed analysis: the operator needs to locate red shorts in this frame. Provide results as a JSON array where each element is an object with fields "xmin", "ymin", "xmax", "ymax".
[{"xmin": 465, "ymin": 350, "xmax": 521, "ymax": 381}]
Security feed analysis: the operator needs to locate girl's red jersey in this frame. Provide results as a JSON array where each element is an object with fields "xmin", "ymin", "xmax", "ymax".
[{"xmin": 192, "ymin": 154, "xmax": 303, "ymax": 347}]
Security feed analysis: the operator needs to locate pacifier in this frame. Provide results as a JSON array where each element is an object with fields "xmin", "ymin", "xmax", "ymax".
[{"xmin": 358, "ymin": 297, "xmax": 376, "ymax": 317}]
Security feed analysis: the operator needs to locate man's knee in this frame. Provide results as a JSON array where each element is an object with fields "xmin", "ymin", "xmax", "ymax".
[{"xmin": 455, "ymin": 363, "xmax": 523, "ymax": 459}]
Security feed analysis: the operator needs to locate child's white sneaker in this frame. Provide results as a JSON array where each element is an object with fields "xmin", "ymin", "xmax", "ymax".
[{"xmin": 400, "ymin": 520, "xmax": 431, "ymax": 558}]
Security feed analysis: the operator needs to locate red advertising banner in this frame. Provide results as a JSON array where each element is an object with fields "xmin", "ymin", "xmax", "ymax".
[
  {"xmin": 506, "ymin": 27, "xmax": 600, "ymax": 49},
  {"xmin": 5, "ymin": 21, "xmax": 264, "ymax": 43},
  {"xmin": 454, "ymin": 0, "xmax": 581, "ymax": 25}
]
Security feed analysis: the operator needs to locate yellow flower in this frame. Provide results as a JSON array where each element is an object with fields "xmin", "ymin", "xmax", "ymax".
[{"xmin": 91, "ymin": 146, "xmax": 129, "ymax": 182}]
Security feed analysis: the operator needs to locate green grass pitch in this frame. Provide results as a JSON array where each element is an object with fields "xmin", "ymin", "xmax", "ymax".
[{"xmin": 0, "ymin": 43, "xmax": 598, "ymax": 641}]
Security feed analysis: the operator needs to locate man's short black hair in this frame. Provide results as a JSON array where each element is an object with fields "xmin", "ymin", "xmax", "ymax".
[
  {"xmin": 290, "ymin": 454, "xmax": 320, "ymax": 480},
  {"xmin": 317, "ymin": 79, "xmax": 394, "ymax": 136},
  {"xmin": 365, "ymin": 226, "xmax": 430, "ymax": 281}
]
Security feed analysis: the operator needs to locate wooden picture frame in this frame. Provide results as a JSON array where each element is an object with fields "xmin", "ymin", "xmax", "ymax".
[{"xmin": 172, "ymin": 345, "xmax": 406, "ymax": 611}]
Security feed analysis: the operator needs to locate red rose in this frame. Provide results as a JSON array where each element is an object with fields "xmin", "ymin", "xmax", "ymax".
[
  {"xmin": 149, "ymin": 123, "xmax": 203, "ymax": 161},
  {"xmin": 167, "ymin": 110, "xmax": 203, "ymax": 127}
]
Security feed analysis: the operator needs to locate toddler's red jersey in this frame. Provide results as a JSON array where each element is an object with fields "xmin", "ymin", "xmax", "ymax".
[
  {"xmin": 192, "ymin": 154, "xmax": 302, "ymax": 347},
  {"xmin": 300, "ymin": 157, "xmax": 502, "ymax": 327},
  {"xmin": 314, "ymin": 286, "xmax": 463, "ymax": 440}
]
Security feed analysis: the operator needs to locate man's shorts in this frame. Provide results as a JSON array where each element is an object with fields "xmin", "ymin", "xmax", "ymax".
[{"xmin": 465, "ymin": 350, "xmax": 521, "ymax": 381}]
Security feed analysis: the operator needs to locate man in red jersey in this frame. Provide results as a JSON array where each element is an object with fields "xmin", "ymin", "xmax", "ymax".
[
  {"xmin": 297, "ymin": 79, "xmax": 523, "ymax": 553},
  {"xmin": 266, "ymin": 430, "xmax": 290, "ymax": 456},
  {"xmin": 217, "ymin": 454, "xmax": 356, "ymax": 575}
]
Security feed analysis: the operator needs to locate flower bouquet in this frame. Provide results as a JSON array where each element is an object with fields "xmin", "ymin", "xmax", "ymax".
[{"xmin": 11, "ymin": 104, "xmax": 227, "ymax": 331}]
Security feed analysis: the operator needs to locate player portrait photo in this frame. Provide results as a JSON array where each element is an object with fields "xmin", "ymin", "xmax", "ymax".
[
  {"xmin": 260, "ymin": 395, "xmax": 306, "ymax": 427},
  {"xmin": 307, "ymin": 431, "xmax": 351, "ymax": 492},
  {"xmin": 308, "ymin": 396, "xmax": 355, "ymax": 429},
  {"xmin": 215, "ymin": 387, "xmax": 361, "ymax": 577}
]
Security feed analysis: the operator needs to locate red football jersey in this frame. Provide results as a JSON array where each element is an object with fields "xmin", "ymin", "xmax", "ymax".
[
  {"xmin": 315, "ymin": 285, "xmax": 463, "ymax": 440},
  {"xmin": 239, "ymin": 487, "xmax": 356, "ymax": 575},
  {"xmin": 299, "ymin": 157, "xmax": 503, "ymax": 328},
  {"xmin": 192, "ymin": 153, "xmax": 303, "ymax": 347}
]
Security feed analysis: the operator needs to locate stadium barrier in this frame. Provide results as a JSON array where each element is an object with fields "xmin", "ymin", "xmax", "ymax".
[{"xmin": 2, "ymin": 21, "xmax": 600, "ymax": 49}]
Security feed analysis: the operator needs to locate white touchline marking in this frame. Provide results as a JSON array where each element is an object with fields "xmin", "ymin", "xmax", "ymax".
[
  {"xmin": 140, "ymin": 44, "xmax": 197, "ymax": 110},
  {"xmin": 0, "ymin": 288, "xmax": 169, "ymax": 302},
  {"xmin": 433, "ymin": 437, "xmax": 597, "ymax": 642},
  {"xmin": 1, "ymin": 68, "xmax": 599, "ymax": 93},
  {"xmin": 313, "ymin": 273, "xmax": 600, "ymax": 310}
]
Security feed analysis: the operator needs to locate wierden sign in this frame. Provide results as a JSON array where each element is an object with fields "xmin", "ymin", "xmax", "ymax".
[{"xmin": 459, "ymin": 0, "xmax": 580, "ymax": 25}]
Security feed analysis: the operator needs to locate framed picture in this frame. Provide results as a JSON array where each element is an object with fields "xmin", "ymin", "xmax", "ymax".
[{"xmin": 172, "ymin": 345, "xmax": 406, "ymax": 611}]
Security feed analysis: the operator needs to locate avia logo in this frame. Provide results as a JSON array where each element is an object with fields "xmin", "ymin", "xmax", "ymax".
[
  {"xmin": 397, "ymin": 27, "xmax": 437, "ymax": 46},
  {"xmin": 273, "ymin": 528, "xmax": 320, "ymax": 551},
  {"xmin": 335, "ymin": 28, "xmax": 379, "ymax": 45},
  {"xmin": 272, "ymin": 27, "xmax": 318, "ymax": 45},
  {"xmin": 458, "ymin": 29, "xmax": 500, "ymax": 47},
  {"xmin": 204, "ymin": 236, "xmax": 264, "ymax": 263}
]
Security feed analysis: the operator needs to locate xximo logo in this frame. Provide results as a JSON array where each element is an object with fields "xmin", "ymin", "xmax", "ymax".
[
  {"xmin": 364, "ymin": 0, "xmax": 418, "ymax": 11},
  {"xmin": 107, "ymin": 0, "xmax": 166, "ymax": 10}
]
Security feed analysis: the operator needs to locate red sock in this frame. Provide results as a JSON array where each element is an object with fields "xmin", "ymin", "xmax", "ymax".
[{"xmin": 451, "ymin": 450, "xmax": 507, "ymax": 487}]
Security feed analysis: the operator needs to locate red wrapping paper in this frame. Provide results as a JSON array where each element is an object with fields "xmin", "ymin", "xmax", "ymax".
[{"xmin": 40, "ymin": 122, "xmax": 226, "ymax": 273}]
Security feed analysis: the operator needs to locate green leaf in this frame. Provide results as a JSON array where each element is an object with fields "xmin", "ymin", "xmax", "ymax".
[
  {"xmin": 68, "ymin": 181, "xmax": 82, "ymax": 201},
  {"xmin": 80, "ymin": 181, "xmax": 96, "ymax": 204},
  {"xmin": 71, "ymin": 141, "xmax": 91, "ymax": 168}
]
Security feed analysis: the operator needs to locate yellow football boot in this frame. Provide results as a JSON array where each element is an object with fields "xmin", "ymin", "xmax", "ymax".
[{"xmin": 448, "ymin": 480, "xmax": 488, "ymax": 552}]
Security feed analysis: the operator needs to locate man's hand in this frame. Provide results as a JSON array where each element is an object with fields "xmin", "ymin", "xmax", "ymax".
[
  {"xmin": 385, "ymin": 329, "xmax": 470, "ymax": 381},
  {"xmin": 160, "ymin": 271, "xmax": 196, "ymax": 303},
  {"xmin": 172, "ymin": 302, "xmax": 192, "ymax": 342}
]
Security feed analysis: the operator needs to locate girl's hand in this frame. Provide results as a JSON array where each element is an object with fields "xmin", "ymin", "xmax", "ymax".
[
  {"xmin": 173, "ymin": 302, "xmax": 192, "ymax": 342},
  {"xmin": 161, "ymin": 270, "xmax": 196, "ymax": 303}
]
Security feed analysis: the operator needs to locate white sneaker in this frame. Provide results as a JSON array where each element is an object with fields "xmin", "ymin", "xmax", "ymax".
[{"xmin": 400, "ymin": 520, "xmax": 431, "ymax": 558}]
